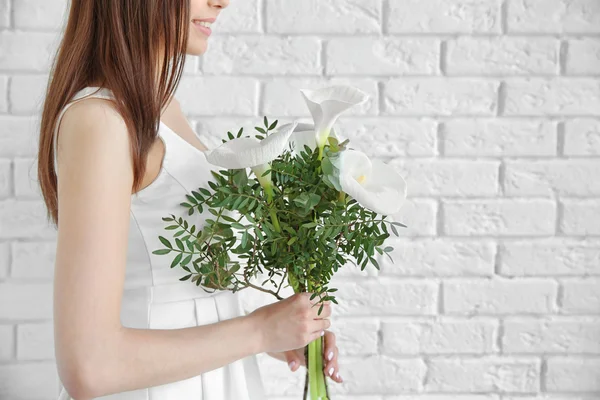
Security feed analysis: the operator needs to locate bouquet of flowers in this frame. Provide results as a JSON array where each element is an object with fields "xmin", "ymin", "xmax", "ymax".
[{"xmin": 153, "ymin": 85, "xmax": 407, "ymax": 399}]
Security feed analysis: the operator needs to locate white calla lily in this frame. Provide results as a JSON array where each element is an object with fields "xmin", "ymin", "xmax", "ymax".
[
  {"xmin": 204, "ymin": 121, "xmax": 299, "ymax": 233},
  {"xmin": 334, "ymin": 149, "xmax": 407, "ymax": 216},
  {"xmin": 287, "ymin": 122, "xmax": 341, "ymax": 156},
  {"xmin": 300, "ymin": 85, "xmax": 369, "ymax": 157},
  {"xmin": 205, "ymin": 121, "xmax": 298, "ymax": 170},
  {"xmin": 204, "ymin": 121, "xmax": 299, "ymax": 188}
]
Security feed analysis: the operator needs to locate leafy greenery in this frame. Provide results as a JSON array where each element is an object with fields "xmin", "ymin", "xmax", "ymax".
[{"xmin": 153, "ymin": 117, "xmax": 407, "ymax": 315}]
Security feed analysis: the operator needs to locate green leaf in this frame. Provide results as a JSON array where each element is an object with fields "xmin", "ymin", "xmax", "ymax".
[
  {"xmin": 391, "ymin": 221, "xmax": 408, "ymax": 228},
  {"xmin": 199, "ymin": 188, "xmax": 211, "ymax": 196},
  {"xmin": 255, "ymin": 126, "xmax": 266, "ymax": 134},
  {"xmin": 159, "ymin": 236, "xmax": 172, "ymax": 249},
  {"xmin": 222, "ymin": 214, "xmax": 237, "ymax": 223},
  {"xmin": 241, "ymin": 231, "xmax": 249, "ymax": 248},
  {"xmin": 232, "ymin": 197, "xmax": 244, "ymax": 209},
  {"xmin": 192, "ymin": 190, "xmax": 203, "ymax": 201},
  {"xmin": 170, "ymin": 253, "xmax": 183, "ymax": 268},
  {"xmin": 307, "ymin": 193, "xmax": 321, "ymax": 208},
  {"xmin": 152, "ymin": 249, "xmax": 171, "ymax": 255},
  {"xmin": 370, "ymin": 257, "xmax": 380, "ymax": 270},
  {"xmin": 162, "ymin": 217, "xmax": 174, "ymax": 222},
  {"xmin": 321, "ymin": 157, "xmax": 334, "ymax": 175},
  {"xmin": 186, "ymin": 194, "xmax": 197, "ymax": 204},
  {"xmin": 179, "ymin": 274, "xmax": 192, "ymax": 281},
  {"xmin": 232, "ymin": 169, "xmax": 248, "ymax": 187},
  {"xmin": 182, "ymin": 254, "xmax": 193, "ymax": 266},
  {"xmin": 268, "ymin": 120, "xmax": 278, "ymax": 130}
]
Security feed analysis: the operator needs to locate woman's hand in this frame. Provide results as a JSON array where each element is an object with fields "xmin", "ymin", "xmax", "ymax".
[
  {"xmin": 248, "ymin": 292, "xmax": 331, "ymax": 353},
  {"xmin": 276, "ymin": 330, "xmax": 343, "ymax": 383}
]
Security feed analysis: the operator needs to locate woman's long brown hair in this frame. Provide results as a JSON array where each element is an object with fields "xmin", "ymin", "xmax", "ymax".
[{"xmin": 38, "ymin": 0, "xmax": 190, "ymax": 226}]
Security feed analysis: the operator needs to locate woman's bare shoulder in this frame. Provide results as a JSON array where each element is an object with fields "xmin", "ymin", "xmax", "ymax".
[
  {"xmin": 60, "ymin": 96, "xmax": 128, "ymax": 140},
  {"xmin": 55, "ymin": 96, "xmax": 134, "ymax": 188},
  {"xmin": 57, "ymin": 97, "xmax": 131, "ymax": 161}
]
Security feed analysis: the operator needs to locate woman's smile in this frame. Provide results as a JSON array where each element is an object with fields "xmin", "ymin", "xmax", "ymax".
[{"xmin": 192, "ymin": 18, "xmax": 215, "ymax": 36}]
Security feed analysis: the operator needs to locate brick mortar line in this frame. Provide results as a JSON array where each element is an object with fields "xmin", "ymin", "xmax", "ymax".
[
  {"xmin": 8, "ymin": 0, "xmax": 13, "ymax": 29},
  {"xmin": 500, "ymin": 0, "xmax": 508, "ymax": 35},
  {"xmin": 540, "ymin": 356, "xmax": 548, "ymax": 391},
  {"xmin": 4, "ymin": 29, "xmax": 600, "ymax": 37},
  {"xmin": 259, "ymin": 0, "xmax": 266, "ymax": 34},
  {"xmin": 11, "ymin": 113, "xmax": 600, "ymax": 120},
  {"xmin": 320, "ymin": 40, "xmax": 327, "ymax": 77},
  {"xmin": 4, "ymin": 72, "xmax": 600, "ymax": 80},
  {"xmin": 559, "ymin": 40, "xmax": 569, "ymax": 75},
  {"xmin": 381, "ymin": 0, "xmax": 389, "ymax": 35}
]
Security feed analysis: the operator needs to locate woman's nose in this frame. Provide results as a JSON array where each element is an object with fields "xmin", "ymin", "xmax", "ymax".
[{"xmin": 208, "ymin": 0, "xmax": 230, "ymax": 9}]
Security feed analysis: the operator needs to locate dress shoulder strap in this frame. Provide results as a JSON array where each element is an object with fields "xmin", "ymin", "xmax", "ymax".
[{"xmin": 53, "ymin": 87, "xmax": 114, "ymax": 175}]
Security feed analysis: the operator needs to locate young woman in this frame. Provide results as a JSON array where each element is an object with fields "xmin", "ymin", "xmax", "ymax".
[{"xmin": 37, "ymin": 1, "xmax": 343, "ymax": 398}]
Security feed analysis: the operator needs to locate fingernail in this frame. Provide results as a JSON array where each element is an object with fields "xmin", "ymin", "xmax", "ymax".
[
  {"xmin": 288, "ymin": 361, "xmax": 296, "ymax": 370},
  {"xmin": 321, "ymin": 330, "xmax": 325, "ymax": 336},
  {"xmin": 328, "ymin": 367, "xmax": 334, "ymax": 376},
  {"xmin": 336, "ymin": 372, "xmax": 341, "ymax": 380},
  {"xmin": 327, "ymin": 351, "xmax": 333, "ymax": 361}
]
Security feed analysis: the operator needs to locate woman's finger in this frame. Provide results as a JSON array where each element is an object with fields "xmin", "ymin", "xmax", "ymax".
[
  {"xmin": 323, "ymin": 346, "xmax": 342, "ymax": 383},
  {"xmin": 323, "ymin": 330, "xmax": 337, "ymax": 362}
]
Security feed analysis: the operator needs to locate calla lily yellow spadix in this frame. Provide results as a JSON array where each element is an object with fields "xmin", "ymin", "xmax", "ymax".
[
  {"xmin": 299, "ymin": 85, "xmax": 369, "ymax": 159},
  {"xmin": 333, "ymin": 149, "xmax": 407, "ymax": 216}
]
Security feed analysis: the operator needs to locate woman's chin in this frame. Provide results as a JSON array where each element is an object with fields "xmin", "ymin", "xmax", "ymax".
[{"xmin": 186, "ymin": 41, "xmax": 208, "ymax": 56}]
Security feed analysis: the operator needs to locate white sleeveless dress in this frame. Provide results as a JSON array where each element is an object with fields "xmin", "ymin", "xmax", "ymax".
[{"xmin": 53, "ymin": 87, "xmax": 267, "ymax": 400}]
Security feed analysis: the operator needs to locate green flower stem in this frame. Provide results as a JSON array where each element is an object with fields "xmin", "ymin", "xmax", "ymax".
[
  {"xmin": 317, "ymin": 127, "xmax": 332, "ymax": 161},
  {"xmin": 262, "ymin": 166, "xmax": 328, "ymax": 399},
  {"xmin": 263, "ymin": 183, "xmax": 282, "ymax": 233},
  {"xmin": 305, "ymin": 261, "xmax": 328, "ymax": 399},
  {"xmin": 307, "ymin": 337, "xmax": 329, "ymax": 400},
  {"xmin": 338, "ymin": 191, "xmax": 346, "ymax": 203},
  {"xmin": 309, "ymin": 338, "xmax": 319, "ymax": 400},
  {"xmin": 316, "ymin": 335, "xmax": 327, "ymax": 397}
]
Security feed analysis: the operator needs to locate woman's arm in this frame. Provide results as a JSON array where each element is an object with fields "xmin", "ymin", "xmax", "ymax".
[{"xmin": 53, "ymin": 99, "xmax": 264, "ymax": 399}]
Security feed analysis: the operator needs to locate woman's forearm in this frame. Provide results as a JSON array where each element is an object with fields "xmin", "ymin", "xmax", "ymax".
[{"xmin": 72, "ymin": 314, "xmax": 264, "ymax": 399}]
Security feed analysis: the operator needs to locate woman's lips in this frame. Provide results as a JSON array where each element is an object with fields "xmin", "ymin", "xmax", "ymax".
[{"xmin": 193, "ymin": 20, "xmax": 213, "ymax": 36}]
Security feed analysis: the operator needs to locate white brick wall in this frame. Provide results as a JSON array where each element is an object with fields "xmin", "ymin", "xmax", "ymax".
[{"xmin": 1, "ymin": 0, "xmax": 599, "ymax": 398}]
